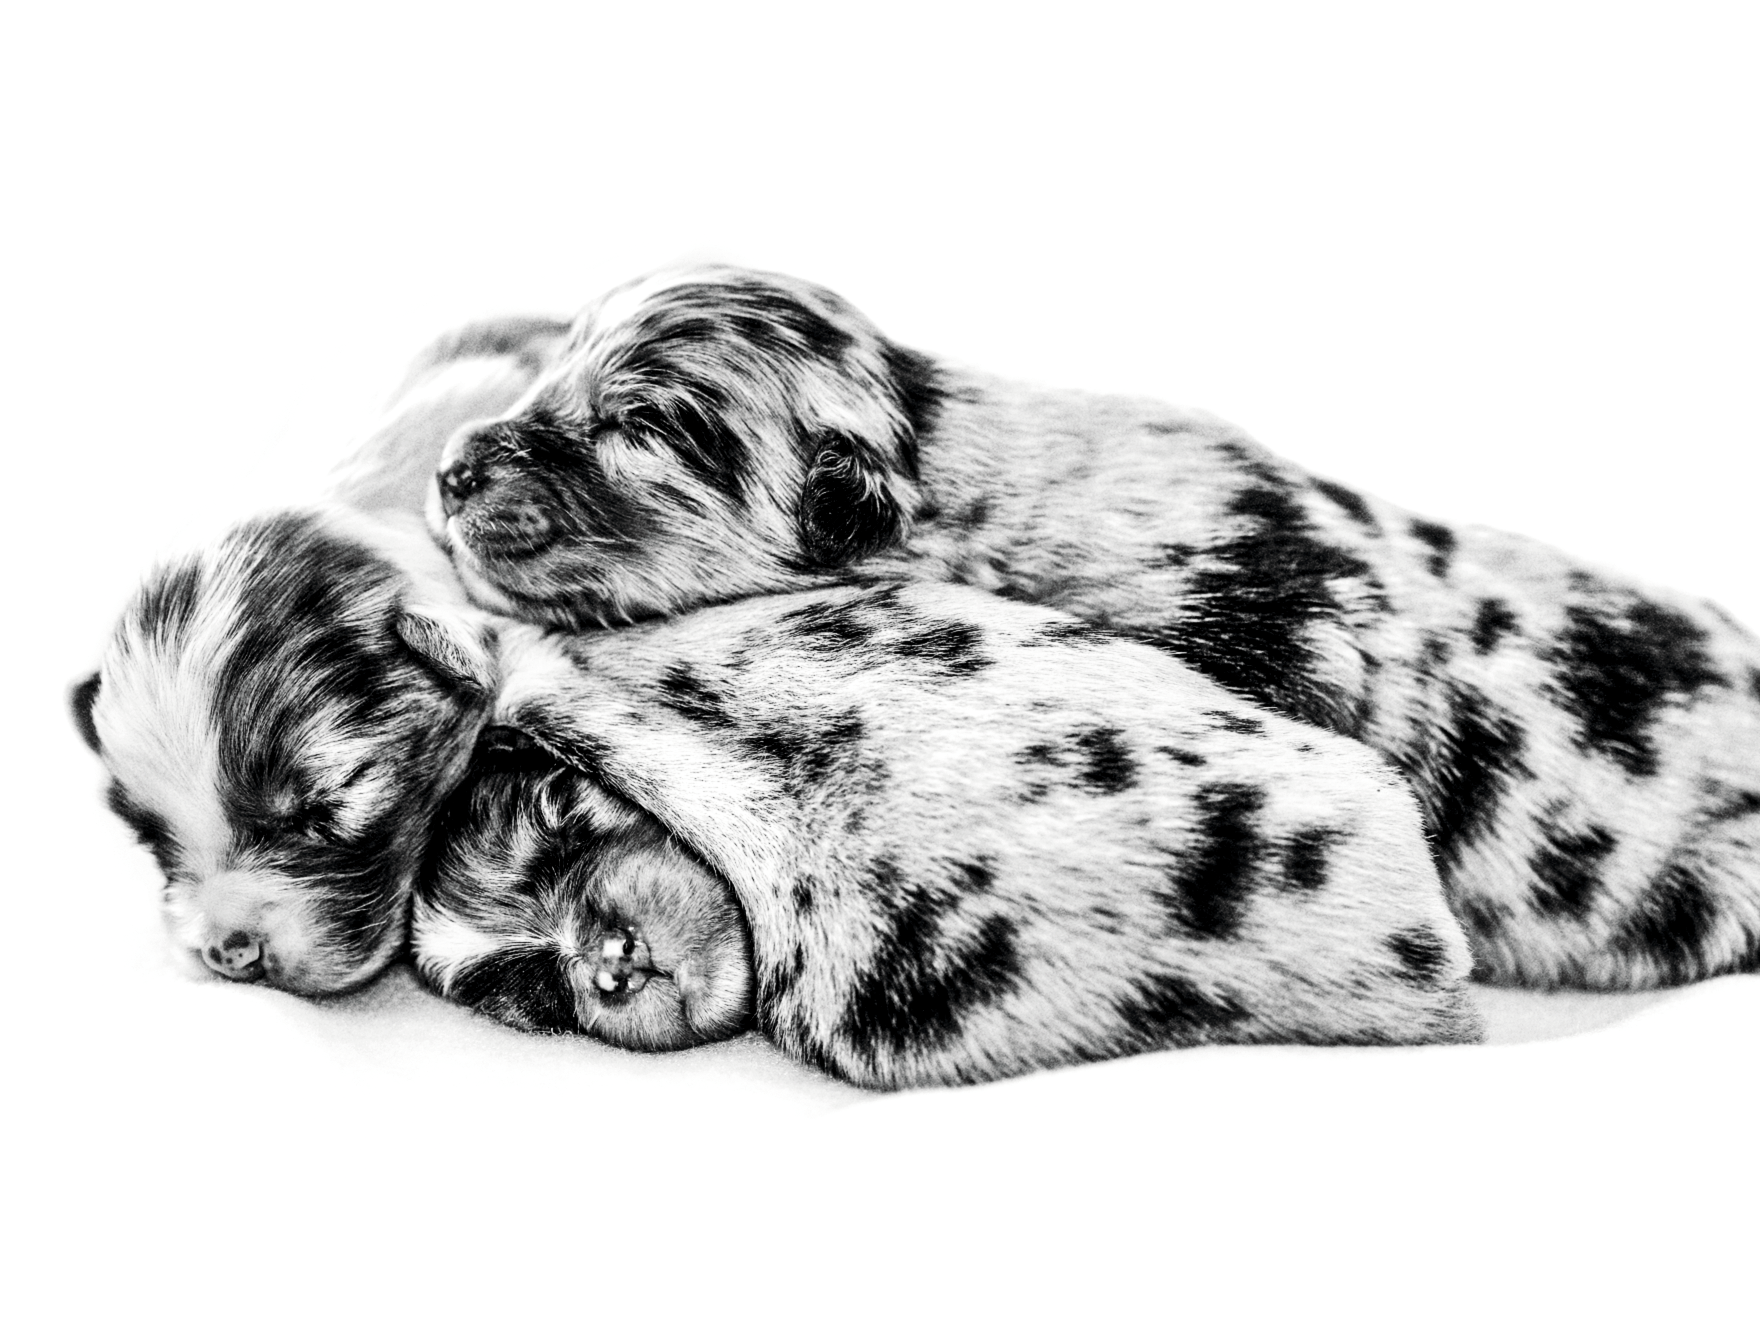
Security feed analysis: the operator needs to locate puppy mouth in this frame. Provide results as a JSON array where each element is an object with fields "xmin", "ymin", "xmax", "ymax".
[{"xmin": 451, "ymin": 507, "xmax": 560, "ymax": 562}]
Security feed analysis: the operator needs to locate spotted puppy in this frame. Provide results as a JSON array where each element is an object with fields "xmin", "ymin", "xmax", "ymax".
[
  {"xmin": 70, "ymin": 317, "xmax": 566, "ymax": 994},
  {"xmin": 431, "ymin": 267, "xmax": 1760, "ymax": 991},
  {"xmin": 414, "ymin": 583, "xmax": 1482, "ymax": 1089}
]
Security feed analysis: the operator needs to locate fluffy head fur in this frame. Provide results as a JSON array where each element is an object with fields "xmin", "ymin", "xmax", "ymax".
[
  {"xmin": 69, "ymin": 317, "xmax": 565, "ymax": 994},
  {"xmin": 74, "ymin": 507, "xmax": 495, "ymax": 993},
  {"xmin": 432, "ymin": 266, "xmax": 939, "ymax": 626}
]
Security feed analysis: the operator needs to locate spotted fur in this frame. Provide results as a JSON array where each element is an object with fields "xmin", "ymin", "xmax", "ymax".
[
  {"xmin": 414, "ymin": 584, "xmax": 1482, "ymax": 1090},
  {"xmin": 433, "ymin": 268, "xmax": 1760, "ymax": 991},
  {"xmin": 71, "ymin": 318, "xmax": 565, "ymax": 992}
]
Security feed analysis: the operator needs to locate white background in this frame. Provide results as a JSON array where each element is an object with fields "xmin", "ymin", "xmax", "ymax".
[{"xmin": 5, "ymin": 3, "xmax": 1758, "ymax": 1316}]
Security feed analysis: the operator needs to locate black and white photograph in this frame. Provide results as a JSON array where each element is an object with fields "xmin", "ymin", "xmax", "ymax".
[{"xmin": 10, "ymin": 3, "xmax": 1758, "ymax": 1315}]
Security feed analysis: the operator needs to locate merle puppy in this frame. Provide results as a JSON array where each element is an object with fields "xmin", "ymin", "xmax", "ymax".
[
  {"xmin": 430, "ymin": 266, "xmax": 1760, "ymax": 990},
  {"xmin": 70, "ymin": 317, "xmax": 566, "ymax": 993},
  {"xmin": 415, "ymin": 584, "xmax": 1482, "ymax": 1089}
]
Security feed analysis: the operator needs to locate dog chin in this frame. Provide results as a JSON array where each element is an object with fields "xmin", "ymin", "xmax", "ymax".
[
  {"xmin": 440, "ymin": 528, "xmax": 525, "ymax": 614},
  {"xmin": 442, "ymin": 529, "xmax": 661, "ymax": 631}
]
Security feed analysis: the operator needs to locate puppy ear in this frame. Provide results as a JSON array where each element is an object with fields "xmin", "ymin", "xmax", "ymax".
[
  {"xmin": 797, "ymin": 432, "xmax": 904, "ymax": 567},
  {"xmin": 69, "ymin": 672, "xmax": 103, "ymax": 754},
  {"xmin": 395, "ymin": 606, "xmax": 498, "ymax": 697}
]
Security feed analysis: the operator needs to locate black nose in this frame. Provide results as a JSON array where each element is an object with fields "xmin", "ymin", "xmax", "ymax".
[
  {"xmin": 438, "ymin": 459, "xmax": 484, "ymax": 518},
  {"xmin": 203, "ymin": 931, "xmax": 266, "ymax": 982}
]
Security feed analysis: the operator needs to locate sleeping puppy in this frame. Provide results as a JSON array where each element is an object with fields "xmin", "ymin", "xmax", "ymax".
[
  {"xmin": 69, "ymin": 317, "xmax": 566, "ymax": 994},
  {"xmin": 414, "ymin": 583, "xmax": 1483, "ymax": 1089},
  {"xmin": 417, "ymin": 729, "xmax": 755, "ymax": 1050},
  {"xmin": 430, "ymin": 267, "xmax": 1760, "ymax": 991}
]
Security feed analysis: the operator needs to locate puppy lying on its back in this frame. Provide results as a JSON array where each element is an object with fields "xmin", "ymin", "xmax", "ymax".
[
  {"xmin": 415, "ymin": 583, "xmax": 1482, "ymax": 1089},
  {"xmin": 69, "ymin": 317, "xmax": 566, "ymax": 994},
  {"xmin": 430, "ymin": 267, "xmax": 1760, "ymax": 991}
]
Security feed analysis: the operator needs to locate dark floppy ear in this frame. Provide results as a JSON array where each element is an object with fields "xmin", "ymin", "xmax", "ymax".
[
  {"xmin": 69, "ymin": 672, "xmax": 103, "ymax": 754},
  {"xmin": 797, "ymin": 432, "xmax": 904, "ymax": 567},
  {"xmin": 395, "ymin": 606, "xmax": 498, "ymax": 697}
]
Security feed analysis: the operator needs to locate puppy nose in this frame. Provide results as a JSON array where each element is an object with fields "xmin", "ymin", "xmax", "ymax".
[
  {"xmin": 594, "ymin": 929, "xmax": 654, "ymax": 995},
  {"xmin": 438, "ymin": 459, "xmax": 483, "ymax": 518},
  {"xmin": 202, "ymin": 930, "xmax": 266, "ymax": 982}
]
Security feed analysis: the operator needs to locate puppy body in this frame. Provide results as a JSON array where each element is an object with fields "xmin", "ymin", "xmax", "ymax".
[
  {"xmin": 416, "ymin": 583, "xmax": 1482, "ymax": 1089},
  {"xmin": 73, "ymin": 318, "xmax": 565, "ymax": 993},
  {"xmin": 435, "ymin": 268, "xmax": 1760, "ymax": 991}
]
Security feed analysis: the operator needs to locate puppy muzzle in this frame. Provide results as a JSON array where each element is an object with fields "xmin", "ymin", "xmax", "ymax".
[
  {"xmin": 201, "ymin": 929, "xmax": 266, "ymax": 982},
  {"xmin": 437, "ymin": 457, "xmax": 483, "ymax": 519}
]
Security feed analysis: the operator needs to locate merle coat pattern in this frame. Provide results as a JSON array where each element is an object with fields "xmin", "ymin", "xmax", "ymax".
[
  {"xmin": 69, "ymin": 318, "xmax": 565, "ymax": 992},
  {"xmin": 414, "ymin": 583, "xmax": 1482, "ymax": 1090},
  {"xmin": 432, "ymin": 267, "xmax": 1760, "ymax": 990}
]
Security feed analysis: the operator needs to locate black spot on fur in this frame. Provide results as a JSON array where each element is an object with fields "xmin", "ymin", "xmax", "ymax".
[
  {"xmin": 1386, "ymin": 927, "xmax": 1451, "ymax": 984},
  {"xmin": 950, "ymin": 496, "xmax": 992, "ymax": 531},
  {"xmin": 1613, "ymin": 861, "xmax": 1721, "ymax": 983},
  {"xmin": 1455, "ymin": 893, "xmax": 1506, "ymax": 945},
  {"xmin": 1210, "ymin": 439, "xmax": 1285, "ymax": 485},
  {"xmin": 892, "ymin": 620, "xmax": 991, "ymax": 676},
  {"xmin": 1137, "ymin": 477, "xmax": 1380, "ymax": 733},
  {"xmin": 132, "ymin": 561, "xmax": 204, "ymax": 646},
  {"xmin": 838, "ymin": 875, "xmax": 1022, "ymax": 1060},
  {"xmin": 1156, "ymin": 744, "xmax": 1206, "ymax": 767},
  {"xmin": 1529, "ymin": 821, "xmax": 1616, "ymax": 920},
  {"xmin": 1312, "ymin": 479, "xmax": 1376, "ymax": 528},
  {"xmin": 1207, "ymin": 710, "xmax": 1263, "ymax": 736},
  {"xmin": 791, "ymin": 878, "xmax": 816, "ymax": 915},
  {"xmin": 781, "ymin": 596, "xmax": 880, "ymax": 652},
  {"xmin": 1074, "ymin": 727, "xmax": 1138, "ymax": 794},
  {"xmin": 1546, "ymin": 591, "xmax": 1725, "ymax": 778},
  {"xmin": 1408, "ymin": 519, "xmax": 1456, "ymax": 577},
  {"xmin": 1748, "ymin": 669, "xmax": 1760, "ymax": 704},
  {"xmin": 1281, "ymin": 826, "xmax": 1340, "ymax": 891},
  {"xmin": 952, "ymin": 859, "xmax": 995, "ymax": 893},
  {"xmin": 1391, "ymin": 687, "xmax": 1530, "ymax": 876},
  {"xmin": 1705, "ymin": 787, "xmax": 1760, "ymax": 825},
  {"xmin": 656, "ymin": 661, "xmax": 735, "ymax": 728},
  {"xmin": 1472, "ymin": 599, "xmax": 1519, "ymax": 654},
  {"xmin": 1016, "ymin": 727, "xmax": 1139, "ymax": 796},
  {"xmin": 1161, "ymin": 782, "xmax": 1264, "ymax": 939},
  {"xmin": 616, "ymin": 391, "xmax": 754, "ymax": 505},
  {"xmin": 758, "ymin": 942, "xmax": 808, "ymax": 1009},
  {"xmin": 1113, "ymin": 972, "xmax": 1248, "ymax": 1045},
  {"xmin": 1030, "ymin": 618, "xmax": 1106, "ymax": 647},
  {"xmin": 743, "ymin": 708, "xmax": 865, "ymax": 790},
  {"xmin": 449, "ymin": 948, "xmax": 579, "ymax": 1033}
]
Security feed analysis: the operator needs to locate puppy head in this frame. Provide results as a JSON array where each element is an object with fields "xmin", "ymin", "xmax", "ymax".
[
  {"xmin": 413, "ymin": 731, "xmax": 753, "ymax": 1050},
  {"xmin": 431, "ymin": 266, "xmax": 941, "ymax": 626},
  {"xmin": 72, "ymin": 506, "xmax": 496, "ymax": 996}
]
